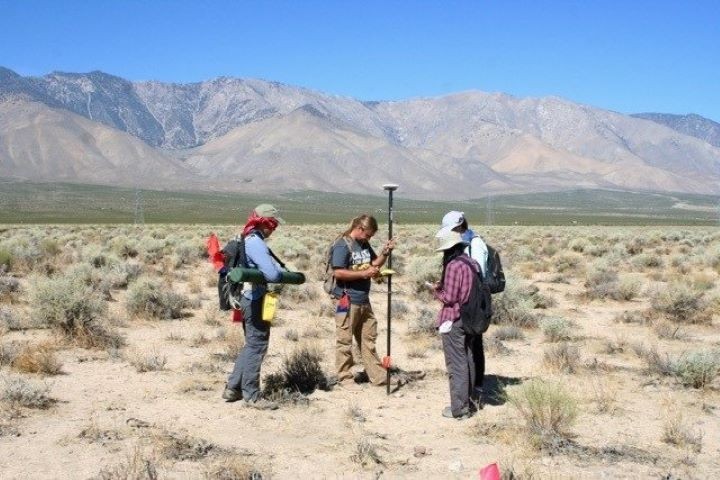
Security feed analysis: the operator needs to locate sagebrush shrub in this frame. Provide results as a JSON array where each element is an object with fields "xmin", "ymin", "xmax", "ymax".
[
  {"xmin": 492, "ymin": 278, "xmax": 542, "ymax": 329},
  {"xmin": 126, "ymin": 279, "xmax": 188, "ymax": 320},
  {"xmin": 540, "ymin": 317, "xmax": 573, "ymax": 342},
  {"xmin": 30, "ymin": 274, "xmax": 107, "ymax": 333},
  {"xmin": 672, "ymin": 351, "xmax": 720, "ymax": 389},
  {"xmin": 263, "ymin": 345, "xmax": 328, "ymax": 396},
  {"xmin": 406, "ymin": 255, "xmax": 439, "ymax": 292},
  {"xmin": 651, "ymin": 283, "xmax": 710, "ymax": 324},
  {"xmin": 506, "ymin": 379, "xmax": 578, "ymax": 451},
  {"xmin": 1, "ymin": 377, "xmax": 55, "ymax": 409}
]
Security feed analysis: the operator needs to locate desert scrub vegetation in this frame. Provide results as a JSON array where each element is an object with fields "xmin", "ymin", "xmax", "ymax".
[
  {"xmin": 126, "ymin": 278, "xmax": 189, "ymax": 320},
  {"xmin": 672, "ymin": 351, "xmax": 720, "ymax": 389},
  {"xmin": 29, "ymin": 273, "xmax": 124, "ymax": 349},
  {"xmin": 262, "ymin": 345, "xmax": 329, "ymax": 401},
  {"xmin": 584, "ymin": 264, "xmax": 642, "ymax": 301},
  {"xmin": 205, "ymin": 455, "xmax": 269, "ymax": 480},
  {"xmin": 543, "ymin": 342, "xmax": 581, "ymax": 373},
  {"xmin": 492, "ymin": 278, "xmax": 544, "ymax": 329},
  {"xmin": 10, "ymin": 341, "xmax": 63, "ymax": 375},
  {"xmin": 540, "ymin": 317, "xmax": 574, "ymax": 342},
  {"xmin": 505, "ymin": 379, "xmax": 578, "ymax": 452},
  {"xmin": 662, "ymin": 411, "xmax": 703, "ymax": 453},
  {"xmin": 650, "ymin": 283, "xmax": 712, "ymax": 324},
  {"xmin": 1, "ymin": 376, "xmax": 56, "ymax": 410}
]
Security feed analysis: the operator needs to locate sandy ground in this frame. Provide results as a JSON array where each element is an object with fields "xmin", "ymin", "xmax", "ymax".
[{"xmin": 1, "ymin": 225, "xmax": 719, "ymax": 479}]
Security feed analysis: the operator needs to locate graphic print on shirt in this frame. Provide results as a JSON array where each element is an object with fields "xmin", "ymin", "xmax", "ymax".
[{"xmin": 350, "ymin": 247, "xmax": 372, "ymax": 268}]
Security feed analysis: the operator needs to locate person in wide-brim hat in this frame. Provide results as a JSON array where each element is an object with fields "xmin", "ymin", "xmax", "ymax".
[{"xmin": 428, "ymin": 229, "xmax": 482, "ymax": 419}]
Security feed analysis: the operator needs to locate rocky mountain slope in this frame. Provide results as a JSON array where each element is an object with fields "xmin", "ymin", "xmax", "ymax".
[
  {"xmin": 632, "ymin": 112, "xmax": 720, "ymax": 148},
  {"xmin": 1, "ymin": 67, "xmax": 719, "ymax": 199}
]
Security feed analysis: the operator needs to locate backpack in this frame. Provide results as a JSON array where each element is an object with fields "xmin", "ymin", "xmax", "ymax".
[
  {"xmin": 218, "ymin": 235, "xmax": 247, "ymax": 311},
  {"xmin": 322, "ymin": 236, "xmax": 353, "ymax": 296},
  {"xmin": 218, "ymin": 232, "xmax": 288, "ymax": 310},
  {"xmin": 485, "ymin": 244, "xmax": 506, "ymax": 294},
  {"xmin": 456, "ymin": 256, "xmax": 493, "ymax": 335}
]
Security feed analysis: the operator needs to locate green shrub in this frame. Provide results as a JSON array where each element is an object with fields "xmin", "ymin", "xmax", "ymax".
[
  {"xmin": 406, "ymin": 255, "xmax": 439, "ymax": 293},
  {"xmin": 505, "ymin": 379, "xmax": 578, "ymax": 451},
  {"xmin": 672, "ymin": 351, "xmax": 720, "ymax": 389},
  {"xmin": 540, "ymin": 317, "xmax": 573, "ymax": 342},
  {"xmin": 492, "ymin": 278, "xmax": 542, "ymax": 329},
  {"xmin": 0, "ymin": 247, "xmax": 13, "ymax": 271},
  {"xmin": 126, "ymin": 279, "xmax": 189, "ymax": 320},
  {"xmin": 651, "ymin": 283, "xmax": 710, "ymax": 324},
  {"xmin": 30, "ymin": 274, "xmax": 107, "ymax": 334}
]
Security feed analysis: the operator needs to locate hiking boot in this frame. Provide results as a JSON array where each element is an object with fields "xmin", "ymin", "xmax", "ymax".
[
  {"xmin": 243, "ymin": 398, "xmax": 279, "ymax": 410},
  {"xmin": 221, "ymin": 386, "xmax": 242, "ymax": 402},
  {"xmin": 442, "ymin": 406, "xmax": 471, "ymax": 419},
  {"xmin": 338, "ymin": 380, "xmax": 362, "ymax": 392}
]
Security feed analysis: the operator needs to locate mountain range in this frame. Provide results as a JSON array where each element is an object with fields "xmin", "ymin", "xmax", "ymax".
[{"xmin": 1, "ymin": 66, "xmax": 719, "ymax": 200}]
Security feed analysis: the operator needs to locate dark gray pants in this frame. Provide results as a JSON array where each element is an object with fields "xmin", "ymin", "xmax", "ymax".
[
  {"xmin": 441, "ymin": 319, "xmax": 477, "ymax": 415},
  {"xmin": 227, "ymin": 297, "xmax": 269, "ymax": 402}
]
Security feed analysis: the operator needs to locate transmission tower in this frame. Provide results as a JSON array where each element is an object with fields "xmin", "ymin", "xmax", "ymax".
[
  {"xmin": 134, "ymin": 187, "xmax": 145, "ymax": 225},
  {"xmin": 486, "ymin": 195, "xmax": 495, "ymax": 226}
]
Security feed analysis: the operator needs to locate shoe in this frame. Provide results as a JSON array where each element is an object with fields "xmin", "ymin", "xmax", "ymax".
[
  {"xmin": 222, "ymin": 386, "xmax": 242, "ymax": 402},
  {"xmin": 243, "ymin": 398, "xmax": 279, "ymax": 410},
  {"xmin": 339, "ymin": 380, "xmax": 362, "ymax": 392},
  {"xmin": 442, "ymin": 406, "xmax": 471, "ymax": 419}
]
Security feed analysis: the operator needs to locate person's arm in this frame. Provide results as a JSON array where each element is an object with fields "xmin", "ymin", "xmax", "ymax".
[
  {"xmin": 245, "ymin": 235, "xmax": 282, "ymax": 282},
  {"xmin": 371, "ymin": 237, "xmax": 396, "ymax": 267}
]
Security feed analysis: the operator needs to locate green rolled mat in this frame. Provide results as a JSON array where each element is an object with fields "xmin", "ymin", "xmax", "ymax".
[{"xmin": 227, "ymin": 267, "xmax": 306, "ymax": 285}]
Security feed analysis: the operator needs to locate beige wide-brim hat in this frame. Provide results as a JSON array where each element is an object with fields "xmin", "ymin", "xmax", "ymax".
[
  {"xmin": 435, "ymin": 230, "xmax": 468, "ymax": 252},
  {"xmin": 254, "ymin": 204, "xmax": 285, "ymax": 224}
]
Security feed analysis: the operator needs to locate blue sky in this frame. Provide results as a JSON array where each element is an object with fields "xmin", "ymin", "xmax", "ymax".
[{"xmin": 1, "ymin": 0, "xmax": 718, "ymax": 120}]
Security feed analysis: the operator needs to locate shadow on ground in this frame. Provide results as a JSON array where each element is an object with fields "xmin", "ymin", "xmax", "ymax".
[{"xmin": 482, "ymin": 374, "xmax": 523, "ymax": 406}]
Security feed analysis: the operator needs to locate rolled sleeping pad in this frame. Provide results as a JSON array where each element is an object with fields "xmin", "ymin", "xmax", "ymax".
[{"xmin": 227, "ymin": 267, "xmax": 306, "ymax": 285}]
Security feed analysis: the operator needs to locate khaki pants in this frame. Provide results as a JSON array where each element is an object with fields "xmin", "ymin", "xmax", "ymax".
[{"xmin": 335, "ymin": 303, "xmax": 387, "ymax": 385}]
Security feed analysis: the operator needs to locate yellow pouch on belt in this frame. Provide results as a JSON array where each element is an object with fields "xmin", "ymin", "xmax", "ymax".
[{"xmin": 262, "ymin": 292, "xmax": 279, "ymax": 322}]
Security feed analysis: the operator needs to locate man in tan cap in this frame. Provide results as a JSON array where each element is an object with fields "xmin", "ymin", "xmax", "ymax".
[{"xmin": 222, "ymin": 204, "xmax": 285, "ymax": 409}]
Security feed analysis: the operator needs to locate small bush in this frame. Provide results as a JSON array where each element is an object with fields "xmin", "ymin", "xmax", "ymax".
[
  {"xmin": 0, "ymin": 273, "xmax": 21, "ymax": 300},
  {"xmin": 505, "ymin": 379, "xmax": 578, "ymax": 451},
  {"xmin": 94, "ymin": 447, "xmax": 159, "ymax": 480},
  {"xmin": 128, "ymin": 351, "xmax": 167, "ymax": 373},
  {"xmin": 662, "ymin": 412, "xmax": 703, "ymax": 453},
  {"xmin": 11, "ymin": 342, "xmax": 63, "ymax": 375},
  {"xmin": 408, "ymin": 307, "xmax": 436, "ymax": 335},
  {"xmin": 406, "ymin": 255, "xmax": 439, "ymax": 292},
  {"xmin": 492, "ymin": 326, "xmax": 525, "ymax": 341},
  {"xmin": 126, "ymin": 279, "xmax": 189, "ymax": 320},
  {"xmin": 0, "ymin": 247, "xmax": 14, "ymax": 271},
  {"xmin": 492, "ymin": 279, "xmax": 542, "ymax": 329},
  {"xmin": 672, "ymin": 351, "xmax": 720, "ymax": 389},
  {"xmin": 263, "ymin": 345, "xmax": 328, "ymax": 397},
  {"xmin": 154, "ymin": 430, "xmax": 218, "ymax": 461},
  {"xmin": 543, "ymin": 343, "xmax": 580, "ymax": 373},
  {"xmin": 205, "ymin": 456, "xmax": 267, "ymax": 480},
  {"xmin": 651, "ymin": 284, "xmax": 711, "ymax": 324},
  {"xmin": 540, "ymin": 317, "xmax": 573, "ymax": 342},
  {"xmin": 0, "ymin": 306, "xmax": 25, "ymax": 331},
  {"xmin": 1, "ymin": 377, "xmax": 55, "ymax": 409}
]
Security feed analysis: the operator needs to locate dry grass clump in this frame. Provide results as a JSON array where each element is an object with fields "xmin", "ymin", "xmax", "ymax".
[
  {"xmin": 11, "ymin": 342, "xmax": 63, "ymax": 375},
  {"xmin": 505, "ymin": 379, "xmax": 578, "ymax": 452},
  {"xmin": 0, "ymin": 271, "xmax": 21, "ymax": 301},
  {"xmin": 491, "ymin": 325, "xmax": 525, "ymax": 341},
  {"xmin": 662, "ymin": 412, "xmax": 703, "ymax": 453},
  {"xmin": 0, "ymin": 306, "xmax": 28, "ymax": 331},
  {"xmin": 650, "ymin": 283, "xmax": 712, "ymax": 324},
  {"xmin": 213, "ymin": 327, "xmax": 244, "ymax": 362},
  {"xmin": 153, "ymin": 429, "xmax": 219, "ymax": 461},
  {"xmin": 350, "ymin": 436, "xmax": 384, "ymax": 468},
  {"xmin": 262, "ymin": 345, "xmax": 329, "ymax": 398},
  {"xmin": 127, "ymin": 350, "xmax": 167, "ymax": 373},
  {"xmin": 406, "ymin": 255, "xmax": 439, "ymax": 292},
  {"xmin": 1, "ymin": 376, "xmax": 56, "ymax": 409},
  {"xmin": 93, "ymin": 447, "xmax": 159, "ymax": 480},
  {"xmin": 543, "ymin": 343, "xmax": 581, "ymax": 373},
  {"xmin": 205, "ymin": 455, "xmax": 268, "ymax": 480},
  {"xmin": 126, "ymin": 278, "xmax": 189, "ymax": 320}
]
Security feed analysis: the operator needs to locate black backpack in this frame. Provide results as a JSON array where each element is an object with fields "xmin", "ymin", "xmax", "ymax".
[
  {"xmin": 485, "ymin": 244, "xmax": 506, "ymax": 294},
  {"xmin": 457, "ymin": 256, "xmax": 493, "ymax": 335},
  {"xmin": 218, "ymin": 235, "xmax": 247, "ymax": 311}
]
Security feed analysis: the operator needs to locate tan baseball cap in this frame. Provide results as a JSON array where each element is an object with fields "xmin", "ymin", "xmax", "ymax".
[{"xmin": 254, "ymin": 204, "xmax": 285, "ymax": 224}]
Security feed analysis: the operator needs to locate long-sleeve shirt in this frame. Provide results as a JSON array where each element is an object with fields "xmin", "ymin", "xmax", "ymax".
[
  {"xmin": 433, "ymin": 254, "xmax": 480, "ymax": 327},
  {"xmin": 243, "ymin": 232, "xmax": 283, "ymax": 300},
  {"xmin": 463, "ymin": 229, "xmax": 488, "ymax": 278}
]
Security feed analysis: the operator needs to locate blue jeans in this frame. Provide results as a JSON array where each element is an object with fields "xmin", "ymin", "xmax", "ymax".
[{"xmin": 227, "ymin": 296, "xmax": 269, "ymax": 401}]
